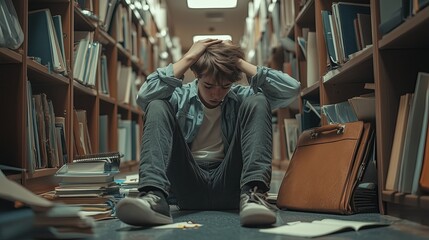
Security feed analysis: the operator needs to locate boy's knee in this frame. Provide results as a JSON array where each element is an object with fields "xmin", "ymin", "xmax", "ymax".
[
  {"xmin": 145, "ymin": 100, "xmax": 173, "ymax": 121},
  {"xmin": 241, "ymin": 94, "xmax": 270, "ymax": 111},
  {"xmin": 146, "ymin": 100, "xmax": 170, "ymax": 113}
]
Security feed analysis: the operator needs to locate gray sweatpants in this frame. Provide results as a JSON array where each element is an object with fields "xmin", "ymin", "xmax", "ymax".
[{"xmin": 138, "ymin": 94, "xmax": 273, "ymax": 210}]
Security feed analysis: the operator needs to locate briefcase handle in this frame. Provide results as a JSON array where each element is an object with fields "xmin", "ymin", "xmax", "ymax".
[{"xmin": 310, "ymin": 124, "xmax": 345, "ymax": 139}]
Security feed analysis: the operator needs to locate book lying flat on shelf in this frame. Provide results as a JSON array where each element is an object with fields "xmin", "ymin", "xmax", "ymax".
[{"xmin": 260, "ymin": 219, "xmax": 389, "ymax": 238}]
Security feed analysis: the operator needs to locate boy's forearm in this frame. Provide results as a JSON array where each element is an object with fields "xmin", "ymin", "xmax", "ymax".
[
  {"xmin": 173, "ymin": 55, "xmax": 195, "ymax": 79},
  {"xmin": 237, "ymin": 59, "xmax": 257, "ymax": 78}
]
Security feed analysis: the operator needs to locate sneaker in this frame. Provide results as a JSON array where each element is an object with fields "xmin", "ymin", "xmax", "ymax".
[
  {"xmin": 116, "ymin": 191, "xmax": 173, "ymax": 226},
  {"xmin": 239, "ymin": 187, "xmax": 277, "ymax": 226}
]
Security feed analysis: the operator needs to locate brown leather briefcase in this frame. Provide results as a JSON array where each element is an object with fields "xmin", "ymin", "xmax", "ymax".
[{"xmin": 276, "ymin": 121, "xmax": 377, "ymax": 214}]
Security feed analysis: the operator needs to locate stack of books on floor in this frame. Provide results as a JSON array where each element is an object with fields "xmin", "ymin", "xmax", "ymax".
[
  {"xmin": 43, "ymin": 152, "xmax": 123, "ymax": 220},
  {"xmin": 0, "ymin": 170, "xmax": 94, "ymax": 239},
  {"xmin": 117, "ymin": 173, "xmax": 140, "ymax": 197}
]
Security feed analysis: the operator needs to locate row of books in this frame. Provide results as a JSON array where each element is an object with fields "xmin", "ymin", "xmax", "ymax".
[
  {"xmin": 116, "ymin": 62, "xmax": 140, "ymax": 106},
  {"xmin": 320, "ymin": 2, "xmax": 372, "ymax": 70},
  {"xmin": 26, "ymin": 95, "xmax": 142, "ymax": 169},
  {"xmin": 72, "ymin": 109, "xmax": 141, "ymax": 162},
  {"xmin": 26, "ymin": 82, "xmax": 67, "ymax": 173},
  {"xmin": 28, "ymin": 8, "xmax": 67, "ymax": 74},
  {"xmin": 385, "ymin": 72, "xmax": 429, "ymax": 195},
  {"xmin": 28, "ymin": 1, "xmax": 149, "ymax": 92},
  {"xmin": 73, "ymin": 31, "xmax": 101, "ymax": 87}
]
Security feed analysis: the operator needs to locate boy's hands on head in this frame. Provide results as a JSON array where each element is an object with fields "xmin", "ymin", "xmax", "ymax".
[
  {"xmin": 173, "ymin": 38, "xmax": 222, "ymax": 79},
  {"xmin": 222, "ymin": 40, "xmax": 233, "ymax": 46},
  {"xmin": 185, "ymin": 39, "xmax": 222, "ymax": 63}
]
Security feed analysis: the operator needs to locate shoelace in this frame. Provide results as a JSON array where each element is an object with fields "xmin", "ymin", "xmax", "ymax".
[{"xmin": 247, "ymin": 186, "xmax": 279, "ymax": 211}]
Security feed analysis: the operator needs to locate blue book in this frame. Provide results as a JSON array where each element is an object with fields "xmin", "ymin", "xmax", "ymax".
[
  {"xmin": 332, "ymin": 2, "xmax": 370, "ymax": 62},
  {"xmin": 321, "ymin": 10, "xmax": 338, "ymax": 68},
  {"xmin": 28, "ymin": 9, "xmax": 65, "ymax": 73},
  {"xmin": 52, "ymin": 15, "xmax": 67, "ymax": 73}
]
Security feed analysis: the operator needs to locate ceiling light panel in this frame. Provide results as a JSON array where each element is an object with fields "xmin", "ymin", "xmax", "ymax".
[
  {"xmin": 193, "ymin": 35, "xmax": 232, "ymax": 42},
  {"xmin": 187, "ymin": 0, "xmax": 238, "ymax": 9}
]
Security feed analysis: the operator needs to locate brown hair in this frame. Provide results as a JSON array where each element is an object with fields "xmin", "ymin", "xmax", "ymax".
[{"xmin": 190, "ymin": 41, "xmax": 245, "ymax": 83}]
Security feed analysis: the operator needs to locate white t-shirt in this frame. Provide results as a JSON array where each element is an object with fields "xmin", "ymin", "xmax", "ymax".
[{"xmin": 191, "ymin": 105, "xmax": 224, "ymax": 161}]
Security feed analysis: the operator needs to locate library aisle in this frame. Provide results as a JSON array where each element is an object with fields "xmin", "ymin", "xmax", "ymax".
[{"xmin": 2, "ymin": 0, "xmax": 429, "ymax": 238}]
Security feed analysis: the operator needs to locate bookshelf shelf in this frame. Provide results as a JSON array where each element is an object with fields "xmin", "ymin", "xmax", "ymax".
[
  {"xmin": 322, "ymin": 46, "xmax": 373, "ymax": 85},
  {"xmin": 301, "ymin": 82, "xmax": 319, "ymax": 99},
  {"xmin": 6, "ymin": 173, "xmax": 22, "ymax": 182},
  {"xmin": 73, "ymin": 81, "xmax": 97, "ymax": 96},
  {"xmin": 117, "ymin": 43, "xmax": 132, "ymax": 59},
  {"xmin": 99, "ymin": 94, "xmax": 116, "ymax": 105},
  {"xmin": 73, "ymin": 6, "xmax": 96, "ymax": 31},
  {"xmin": 95, "ymin": 28, "xmax": 116, "ymax": 46},
  {"xmin": 379, "ymin": 5, "xmax": 429, "ymax": 50},
  {"xmin": 0, "ymin": 48, "xmax": 22, "ymax": 63},
  {"xmin": 27, "ymin": 60, "xmax": 70, "ymax": 85},
  {"xmin": 382, "ymin": 191, "xmax": 429, "ymax": 211},
  {"xmin": 28, "ymin": 168, "xmax": 59, "ymax": 179}
]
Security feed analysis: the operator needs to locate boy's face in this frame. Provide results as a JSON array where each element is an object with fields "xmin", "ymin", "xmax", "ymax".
[{"xmin": 197, "ymin": 76, "xmax": 233, "ymax": 109}]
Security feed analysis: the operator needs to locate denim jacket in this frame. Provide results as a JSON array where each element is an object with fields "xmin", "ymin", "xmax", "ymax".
[{"xmin": 136, "ymin": 63, "xmax": 300, "ymax": 151}]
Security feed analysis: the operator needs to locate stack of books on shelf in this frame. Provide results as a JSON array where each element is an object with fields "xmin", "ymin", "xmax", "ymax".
[{"xmin": 43, "ymin": 152, "xmax": 123, "ymax": 220}]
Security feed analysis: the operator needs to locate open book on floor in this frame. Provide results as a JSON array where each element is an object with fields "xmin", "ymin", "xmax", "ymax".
[{"xmin": 260, "ymin": 218, "xmax": 389, "ymax": 238}]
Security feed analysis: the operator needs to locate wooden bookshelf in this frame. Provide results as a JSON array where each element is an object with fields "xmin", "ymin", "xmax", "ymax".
[
  {"xmin": 314, "ymin": 0, "xmax": 428, "ymax": 225},
  {"xmin": 0, "ymin": 0, "xmax": 164, "ymax": 193},
  {"xmin": 264, "ymin": 0, "xmax": 429, "ymax": 226},
  {"xmin": 371, "ymin": 0, "xmax": 429, "ymax": 225}
]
